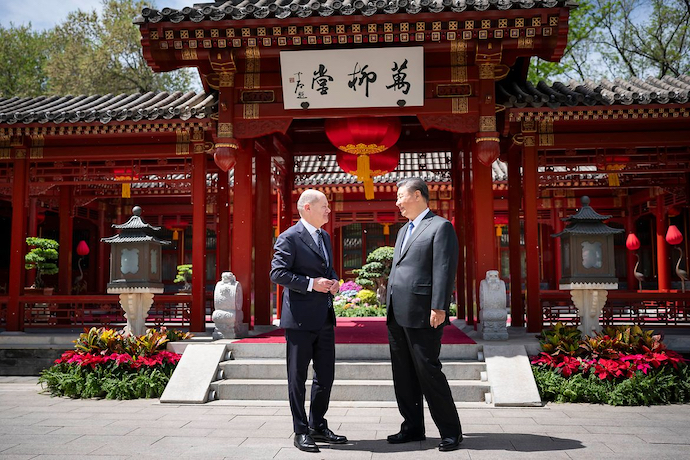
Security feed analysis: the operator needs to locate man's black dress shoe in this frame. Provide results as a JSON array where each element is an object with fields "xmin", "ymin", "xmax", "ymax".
[
  {"xmin": 438, "ymin": 435, "xmax": 463, "ymax": 452},
  {"xmin": 386, "ymin": 431, "xmax": 426, "ymax": 444},
  {"xmin": 309, "ymin": 427, "xmax": 348, "ymax": 444},
  {"xmin": 294, "ymin": 434, "xmax": 320, "ymax": 452}
]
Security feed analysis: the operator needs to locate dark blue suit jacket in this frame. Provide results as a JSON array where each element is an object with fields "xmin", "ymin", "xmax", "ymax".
[{"xmin": 270, "ymin": 221, "xmax": 338, "ymax": 331}]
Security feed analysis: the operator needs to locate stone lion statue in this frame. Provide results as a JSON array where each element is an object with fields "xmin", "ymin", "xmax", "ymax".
[{"xmin": 479, "ymin": 270, "xmax": 508, "ymax": 340}]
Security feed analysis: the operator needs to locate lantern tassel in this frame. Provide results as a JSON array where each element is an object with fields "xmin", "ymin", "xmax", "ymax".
[
  {"xmin": 121, "ymin": 183, "xmax": 131, "ymax": 198},
  {"xmin": 356, "ymin": 154, "xmax": 375, "ymax": 200}
]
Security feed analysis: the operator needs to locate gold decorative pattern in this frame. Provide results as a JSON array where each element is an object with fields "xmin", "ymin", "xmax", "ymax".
[
  {"xmin": 0, "ymin": 122, "xmax": 212, "ymax": 138},
  {"xmin": 478, "ymin": 63, "xmax": 495, "ymax": 79},
  {"xmin": 220, "ymin": 72, "xmax": 234, "ymax": 87},
  {"xmin": 524, "ymin": 136, "xmax": 536, "ymax": 147},
  {"xmin": 518, "ymin": 37, "xmax": 534, "ymax": 48},
  {"xmin": 180, "ymin": 30, "xmax": 189, "ymax": 39},
  {"xmin": 15, "ymin": 148, "xmax": 26, "ymax": 159},
  {"xmin": 243, "ymin": 104, "xmax": 259, "ymax": 119},
  {"xmin": 538, "ymin": 119, "xmax": 554, "ymax": 146},
  {"xmin": 522, "ymin": 120, "xmax": 537, "ymax": 133},
  {"xmin": 244, "ymin": 47, "xmax": 260, "ymax": 89},
  {"xmin": 450, "ymin": 40, "xmax": 467, "ymax": 83},
  {"xmin": 368, "ymin": 24, "xmax": 377, "ymax": 33},
  {"xmin": 195, "ymin": 29, "xmax": 204, "ymax": 38},
  {"xmin": 0, "ymin": 135, "xmax": 9, "ymax": 159},
  {"xmin": 30, "ymin": 135, "xmax": 44, "ymax": 159},
  {"xmin": 176, "ymin": 129, "xmax": 190, "ymax": 155},
  {"xmin": 191, "ymin": 127, "xmax": 204, "ymax": 142},
  {"xmin": 181, "ymin": 48, "xmax": 197, "ymax": 60},
  {"xmin": 150, "ymin": 30, "xmax": 159, "ymax": 40},
  {"xmin": 479, "ymin": 116, "xmax": 496, "ymax": 131},
  {"xmin": 218, "ymin": 123, "xmax": 234, "ymax": 137},
  {"xmin": 193, "ymin": 143, "xmax": 205, "ymax": 154},
  {"xmin": 452, "ymin": 98, "xmax": 469, "ymax": 114},
  {"xmin": 508, "ymin": 107, "xmax": 689, "ymax": 123}
]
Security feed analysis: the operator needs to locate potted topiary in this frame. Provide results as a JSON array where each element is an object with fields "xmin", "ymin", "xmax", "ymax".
[
  {"xmin": 174, "ymin": 264, "xmax": 192, "ymax": 292},
  {"xmin": 24, "ymin": 237, "xmax": 59, "ymax": 294}
]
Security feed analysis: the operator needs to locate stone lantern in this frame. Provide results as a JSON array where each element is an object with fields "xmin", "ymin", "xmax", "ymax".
[
  {"xmin": 101, "ymin": 206, "xmax": 170, "ymax": 336},
  {"xmin": 552, "ymin": 196, "xmax": 624, "ymax": 335}
]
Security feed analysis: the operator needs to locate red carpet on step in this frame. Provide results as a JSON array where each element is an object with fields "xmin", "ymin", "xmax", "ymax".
[{"xmin": 235, "ymin": 317, "xmax": 475, "ymax": 344}]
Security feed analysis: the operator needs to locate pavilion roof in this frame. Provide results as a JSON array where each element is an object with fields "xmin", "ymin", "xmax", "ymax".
[
  {"xmin": 498, "ymin": 74, "xmax": 690, "ymax": 108},
  {"xmin": 138, "ymin": 0, "xmax": 573, "ymax": 23},
  {"xmin": 0, "ymin": 91, "xmax": 216, "ymax": 125},
  {"xmin": 293, "ymin": 152, "xmax": 508, "ymax": 185}
]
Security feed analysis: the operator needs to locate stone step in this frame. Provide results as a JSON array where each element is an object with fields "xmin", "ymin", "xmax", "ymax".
[
  {"xmin": 211, "ymin": 379, "xmax": 490, "ymax": 402},
  {"xmin": 219, "ymin": 359, "xmax": 485, "ymax": 381},
  {"xmin": 225, "ymin": 342, "xmax": 482, "ymax": 360}
]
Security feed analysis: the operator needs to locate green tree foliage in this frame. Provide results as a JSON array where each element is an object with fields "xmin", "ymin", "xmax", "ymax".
[
  {"xmin": 0, "ymin": 25, "xmax": 49, "ymax": 97},
  {"xmin": 46, "ymin": 0, "xmax": 195, "ymax": 95},
  {"xmin": 354, "ymin": 246, "xmax": 394, "ymax": 304},
  {"xmin": 24, "ymin": 237, "xmax": 59, "ymax": 289},
  {"xmin": 529, "ymin": 0, "xmax": 690, "ymax": 83},
  {"xmin": 0, "ymin": 0, "xmax": 195, "ymax": 97}
]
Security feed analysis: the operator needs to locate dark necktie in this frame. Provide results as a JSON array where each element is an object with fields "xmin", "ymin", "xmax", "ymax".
[
  {"xmin": 316, "ymin": 229, "xmax": 333, "ymax": 310},
  {"xmin": 316, "ymin": 229, "xmax": 328, "ymax": 264}
]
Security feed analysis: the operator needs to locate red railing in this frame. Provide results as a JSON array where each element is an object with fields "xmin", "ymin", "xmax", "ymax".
[
  {"xmin": 17, "ymin": 294, "xmax": 192, "ymax": 328},
  {"xmin": 541, "ymin": 290, "xmax": 690, "ymax": 328}
]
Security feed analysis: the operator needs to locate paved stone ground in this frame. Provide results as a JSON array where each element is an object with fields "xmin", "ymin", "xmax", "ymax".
[{"xmin": 1, "ymin": 376, "xmax": 690, "ymax": 459}]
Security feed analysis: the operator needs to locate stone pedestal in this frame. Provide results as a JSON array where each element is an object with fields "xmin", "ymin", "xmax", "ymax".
[
  {"xmin": 212, "ymin": 272, "xmax": 248, "ymax": 339},
  {"xmin": 561, "ymin": 282, "xmax": 617, "ymax": 336},
  {"xmin": 479, "ymin": 270, "xmax": 508, "ymax": 340}
]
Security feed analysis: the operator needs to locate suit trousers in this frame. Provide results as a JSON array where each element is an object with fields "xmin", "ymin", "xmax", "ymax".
[
  {"xmin": 387, "ymin": 308, "xmax": 461, "ymax": 438},
  {"xmin": 285, "ymin": 318, "xmax": 335, "ymax": 434}
]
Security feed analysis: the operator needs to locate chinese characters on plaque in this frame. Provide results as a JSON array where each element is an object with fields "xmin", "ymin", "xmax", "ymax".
[{"xmin": 280, "ymin": 47, "xmax": 424, "ymax": 110}]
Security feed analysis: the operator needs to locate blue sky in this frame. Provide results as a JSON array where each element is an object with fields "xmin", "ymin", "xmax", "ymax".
[{"xmin": 0, "ymin": 0, "xmax": 192, "ymax": 30}]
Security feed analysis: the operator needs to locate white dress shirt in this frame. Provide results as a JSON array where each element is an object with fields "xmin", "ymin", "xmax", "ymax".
[{"xmin": 401, "ymin": 207, "xmax": 430, "ymax": 251}]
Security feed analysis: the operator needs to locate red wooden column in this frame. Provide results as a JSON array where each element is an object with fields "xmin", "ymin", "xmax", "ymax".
[
  {"xmin": 7, "ymin": 153, "xmax": 29, "ymax": 331},
  {"xmin": 232, "ymin": 141, "xmax": 255, "ymax": 327},
  {"xmin": 507, "ymin": 146, "xmax": 524, "ymax": 327},
  {"xmin": 656, "ymin": 193, "xmax": 671, "ymax": 291},
  {"xmin": 217, "ymin": 168, "xmax": 230, "ymax": 276},
  {"xmin": 191, "ymin": 149, "xmax": 207, "ymax": 332},
  {"xmin": 471, "ymin": 141, "xmax": 497, "ymax": 328},
  {"xmin": 275, "ymin": 154, "xmax": 294, "ymax": 320},
  {"xmin": 553, "ymin": 203, "xmax": 564, "ymax": 288},
  {"xmin": 58, "ymin": 185, "xmax": 73, "ymax": 294},
  {"xmin": 452, "ymin": 143, "xmax": 466, "ymax": 319},
  {"xmin": 97, "ymin": 202, "xmax": 108, "ymax": 293},
  {"xmin": 254, "ymin": 142, "xmax": 272, "ymax": 325},
  {"xmin": 462, "ymin": 140, "xmax": 475, "ymax": 324},
  {"xmin": 522, "ymin": 123, "xmax": 542, "ymax": 332},
  {"xmin": 25, "ymin": 198, "xmax": 38, "ymax": 288}
]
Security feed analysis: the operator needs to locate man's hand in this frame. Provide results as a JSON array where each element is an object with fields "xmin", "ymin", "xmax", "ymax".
[
  {"xmin": 313, "ymin": 277, "xmax": 335, "ymax": 293},
  {"xmin": 430, "ymin": 309, "xmax": 446, "ymax": 328},
  {"xmin": 329, "ymin": 279, "xmax": 340, "ymax": 295}
]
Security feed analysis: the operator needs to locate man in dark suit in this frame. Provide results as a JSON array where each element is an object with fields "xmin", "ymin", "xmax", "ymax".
[
  {"xmin": 270, "ymin": 189, "xmax": 347, "ymax": 453},
  {"xmin": 386, "ymin": 177, "xmax": 463, "ymax": 452}
]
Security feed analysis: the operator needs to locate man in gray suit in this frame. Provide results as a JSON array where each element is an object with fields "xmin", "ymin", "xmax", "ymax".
[{"xmin": 385, "ymin": 177, "xmax": 463, "ymax": 452}]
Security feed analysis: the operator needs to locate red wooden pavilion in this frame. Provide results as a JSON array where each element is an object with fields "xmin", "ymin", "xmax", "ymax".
[{"xmin": 1, "ymin": 0, "xmax": 689, "ymax": 334}]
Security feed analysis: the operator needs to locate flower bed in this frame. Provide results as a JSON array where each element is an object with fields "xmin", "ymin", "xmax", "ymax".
[
  {"xmin": 334, "ymin": 282, "xmax": 385, "ymax": 317},
  {"xmin": 531, "ymin": 323, "xmax": 690, "ymax": 405},
  {"xmin": 38, "ymin": 327, "xmax": 191, "ymax": 400}
]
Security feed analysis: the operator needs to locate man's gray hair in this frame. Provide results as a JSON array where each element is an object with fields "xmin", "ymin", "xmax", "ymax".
[{"xmin": 297, "ymin": 189, "xmax": 325, "ymax": 214}]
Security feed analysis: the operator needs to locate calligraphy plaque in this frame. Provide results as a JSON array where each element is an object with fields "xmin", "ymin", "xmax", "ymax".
[{"xmin": 280, "ymin": 47, "xmax": 424, "ymax": 110}]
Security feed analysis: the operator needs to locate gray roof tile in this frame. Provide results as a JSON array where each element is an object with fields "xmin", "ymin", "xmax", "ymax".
[
  {"xmin": 137, "ymin": 0, "xmax": 573, "ymax": 22},
  {"xmin": 0, "ymin": 91, "xmax": 217, "ymax": 125}
]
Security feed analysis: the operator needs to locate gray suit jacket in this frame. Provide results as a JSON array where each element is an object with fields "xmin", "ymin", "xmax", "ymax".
[{"xmin": 386, "ymin": 211, "xmax": 459, "ymax": 328}]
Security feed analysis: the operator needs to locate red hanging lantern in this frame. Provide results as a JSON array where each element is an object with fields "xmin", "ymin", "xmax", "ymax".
[
  {"xmin": 336, "ymin": 146, "xmax": 399, "ymax": 200},
  {"xmin": 214, "ymin": 142, "xmax": 238, "ymax": 172},
  {"xmin": 625, "ymin": 233, "xmax": 641, "ymax": 251},
  {"xmin": 475, "ymin": 131, "xmax": 500, "ymax": 166},
  {"xmin": 325, "ymin": 117, "xmax": 401, "ymax": 200},
  {"xmin": 666, "ymin": 225, "xmax": 684, "ymax": 245},
  {"xmin": 76, "ymin": 240, "xmax": 90, "ymax": 256},
  {"xmin": 325, "ymin": 117, "xmax": 401, "ymax": 154}
]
